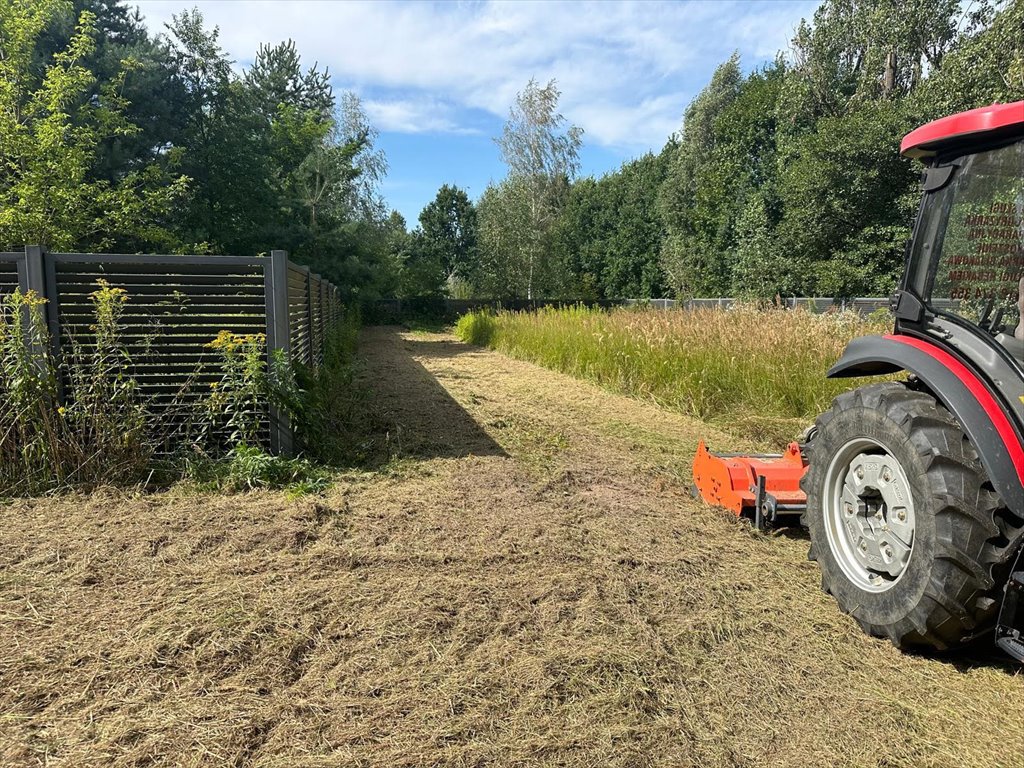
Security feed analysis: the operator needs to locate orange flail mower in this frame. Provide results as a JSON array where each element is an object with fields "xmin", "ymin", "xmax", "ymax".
[{"xmin": 691, "ymin": 440, "xmax": 808, "ymax": 530}]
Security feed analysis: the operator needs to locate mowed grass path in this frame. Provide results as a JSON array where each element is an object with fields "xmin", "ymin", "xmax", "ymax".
[{"xmin": 1, "ymin": 327, "xmax": 1021, "ymax": 767}]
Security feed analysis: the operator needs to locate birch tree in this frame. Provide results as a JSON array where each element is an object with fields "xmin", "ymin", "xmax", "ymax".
[{"xmin": 494, "ymin": 79, "xmax": 583, "ymax": 298}]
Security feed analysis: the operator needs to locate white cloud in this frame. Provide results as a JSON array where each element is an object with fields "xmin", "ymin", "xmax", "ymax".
[
  {"xmin": 362, "ymin": 96, "xmax": 480, "ymax": 135},
  {"xmin": 135, "ymin": 0, "xmax": 818, "ymax": 150},
  {"xmin": 572, "ymin": 93, "xmax": 686, "ymax": 148}
]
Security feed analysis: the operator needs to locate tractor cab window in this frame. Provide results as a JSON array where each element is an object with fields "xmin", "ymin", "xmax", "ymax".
[{"xmin": 911, "ymin": 141, "xmax": 1024, "ymax": 354}]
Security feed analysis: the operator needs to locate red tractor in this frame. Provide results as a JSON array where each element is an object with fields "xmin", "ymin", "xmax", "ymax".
[{"xmin": 694, "ymin": 101, "xmax": 1024, "ymax": 661}]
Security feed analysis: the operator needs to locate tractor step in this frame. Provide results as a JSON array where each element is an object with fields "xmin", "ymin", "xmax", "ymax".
[
  {"xmin": 996, "ymin": 551, "xmax": 1024, "ymax": 664},
  {"xmin": 691, "ymin": 441, "xmax": 809, "ymax": 530}
]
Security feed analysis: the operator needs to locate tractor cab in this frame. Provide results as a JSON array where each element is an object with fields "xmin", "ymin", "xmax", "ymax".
[
  {"xmin": 894, "ymin": 102, "xmax": 1024, "ymax": 394},
  {"xmin": 902, "ymin": 135, "xmax": 1024, "ymax": 360}
]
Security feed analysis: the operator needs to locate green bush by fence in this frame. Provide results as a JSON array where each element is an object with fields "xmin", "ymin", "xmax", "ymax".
[{"xmin": 0, "ymin": 283, "xmax": 317, "ymax": 495}]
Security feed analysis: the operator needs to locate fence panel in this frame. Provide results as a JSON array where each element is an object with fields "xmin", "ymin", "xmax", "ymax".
[
  {"xmin": 50, "ymin": 253, "xmax": 273, "ymax": 449},
  {"xmin": 287, "ymin": 265, "xmax": 312, "ymax": 366},
  {"xmin": 309, "ymin": 274, "xmax": 324, "ymax": 368},
  {"xmin": 0, "ymin": 253, "xmax": 22, "ymax": 298},
  {"xmin": 3, "ymin": 247, "xmax": 343, "ymax": 456},
  {"xmin": 318, "ymin": 278, "xmax": 328, "ymax": 364}
]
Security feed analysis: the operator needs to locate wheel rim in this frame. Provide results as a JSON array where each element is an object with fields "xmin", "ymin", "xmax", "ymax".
[{"xmin": 822, "ymin": 437, "xmax": 916, "ymax": 593}]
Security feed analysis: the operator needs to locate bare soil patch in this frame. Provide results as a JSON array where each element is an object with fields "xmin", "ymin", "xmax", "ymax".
[{"xmin": 2, "ymin": 327, "xmax": 1021, "ymax": 767}]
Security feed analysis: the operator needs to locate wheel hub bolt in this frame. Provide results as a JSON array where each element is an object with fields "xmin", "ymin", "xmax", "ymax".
[
  {"xmin": 883, "ymin": 545, "xmax": 893, "ymax": 559},
  {"xmin": 859, "ymin": 540, "xmax": 868, "ymax": 552},
  {"xmin": 897, "ymin": 509, "xmax": 906, "ymax": 522},
  {"xmin": 882, "ymin": 468, "xmax": 892, "ymax": 482},
  {"xmin": 856, "ymin": 467, "xmax": 865, "ymax": 480}
]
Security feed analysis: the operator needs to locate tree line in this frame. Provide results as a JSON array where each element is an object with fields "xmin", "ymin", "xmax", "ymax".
[
  {"xmin": 400, "ymin": 0, "xmax": 1023, "ymax": 301},
  {"xmin": 1, "ymin": 0, "xmax": 401, "ymax": 299},
  {"xmin": 3, "ymin": 0, "xmax": 1022, "ymax": 303}
]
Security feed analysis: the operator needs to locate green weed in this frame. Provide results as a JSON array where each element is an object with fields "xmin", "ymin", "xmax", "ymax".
[
  {"xmin": 1, "ymin": 283, "xmax": 351, "ymax": 497},
  {"xmin": 184, "ymin": 444, "xmax": 331, "ymax": 496},
  {"xmin": 454, "ymin": 310, "xmax": 497, "ymax": 347},
  {"xmin": 286, "ymin": 310, "xmax": 369, "ymax": 465},
  {"xmin": 203, "ymin": 330, "xmax": 298, "ymax": 450},
  {"xmin": 0, "ymin": 283, "xmax": 151, "ymax": 494}
]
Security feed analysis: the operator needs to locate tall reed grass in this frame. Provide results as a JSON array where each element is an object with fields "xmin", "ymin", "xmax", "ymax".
[{"xmin": 456, "ymin": 304, "xmax": 893, "ymax": 443}]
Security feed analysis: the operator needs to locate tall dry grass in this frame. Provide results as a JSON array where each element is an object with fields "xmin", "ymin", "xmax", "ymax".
[{"xmin": 456, "ymin": 304, "xmax": 893, "ymax": 443}]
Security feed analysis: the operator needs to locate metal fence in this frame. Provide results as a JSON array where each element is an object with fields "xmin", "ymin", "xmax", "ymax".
[
  {"xmin": 0, "ymin": 247, "xmax": 342, "ymax": 454},
  {"xmin": 368, "ymin": 295, "xmax": 892, "ymax": 321}
]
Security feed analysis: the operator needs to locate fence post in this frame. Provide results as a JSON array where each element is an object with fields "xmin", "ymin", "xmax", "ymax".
[
  {"xmin": 265, "ymin": 249, "xmax": 292, "ymax": 456},
  {"xmin": 22, "ymin": 245, "xmax": 45, "ymax": 296},
  {"xmin": 22, "ymin": 245, "xmax": 62, "ymax": 371}
]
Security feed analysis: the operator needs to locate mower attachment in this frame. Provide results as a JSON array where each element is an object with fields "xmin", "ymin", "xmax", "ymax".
[{"xmin": 692, "ymin": 441, "xmax": 808, "ymax": 530}]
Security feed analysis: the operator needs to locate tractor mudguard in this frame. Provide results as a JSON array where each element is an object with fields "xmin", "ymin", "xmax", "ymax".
[{"xmin": 828, "ymin": 334, "xmax": 1024, "ymax": 518}]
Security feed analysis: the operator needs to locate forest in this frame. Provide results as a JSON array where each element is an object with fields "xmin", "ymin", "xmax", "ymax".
[{"xmin": 2, "ymin": 0, "xmax": 1023, "ymax": 301}]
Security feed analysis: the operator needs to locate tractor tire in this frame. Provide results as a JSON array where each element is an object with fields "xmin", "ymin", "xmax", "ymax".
[{"xmin": 802, "ymin": 381, "xmax": 1021, "ymax": 651}]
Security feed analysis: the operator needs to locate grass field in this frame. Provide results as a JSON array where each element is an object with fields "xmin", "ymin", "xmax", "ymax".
[
  {"xmin": 2, "ymin": 326, "xmax": 1022, "ymax": 767},
  {"xmin": 457, "ymin": 305, "xmax": 892, "ymax": 444}
]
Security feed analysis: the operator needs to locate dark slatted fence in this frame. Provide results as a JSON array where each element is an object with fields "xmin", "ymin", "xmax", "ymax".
[
  {"xmin": 3, "ymin": 247, "xmax": 342, "ymax": 454},
  {"xmin": 0, "ymin": 254, "xmax": 21, "ymax": 297},
  {"xmin": 287, "ymin": 264, "xmax": 312, "ymax": 366}
]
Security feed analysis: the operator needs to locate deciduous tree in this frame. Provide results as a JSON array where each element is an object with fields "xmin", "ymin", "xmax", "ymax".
[
  {"xmin": 494, "ymin": 78, "xmax": 583, "ymax": 298},
  {"xmin": 418, "ymin": 184, "xmax": 478, "ymax": 286},
  {"xmin": 0, "ymin": 0, "xmax": 186, "ymax": 251}
]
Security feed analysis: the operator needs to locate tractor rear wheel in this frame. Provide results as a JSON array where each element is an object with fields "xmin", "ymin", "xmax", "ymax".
[{"xmin": 802, "ymin": 382, "xmax": 1015, "ymax": 651}]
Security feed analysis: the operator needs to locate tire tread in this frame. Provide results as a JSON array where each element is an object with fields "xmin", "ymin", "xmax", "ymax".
[{"xmin": 802, "ymin": 381, "xmax": 1021, "ymax": 651}]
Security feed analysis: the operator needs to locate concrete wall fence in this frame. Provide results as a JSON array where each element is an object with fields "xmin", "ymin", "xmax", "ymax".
[{"xmin": 0, "ymin": 246, "xmax": 342, "ymax": 454}]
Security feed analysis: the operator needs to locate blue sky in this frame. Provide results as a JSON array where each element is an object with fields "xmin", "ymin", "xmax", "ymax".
[{"xmin": 135, "ymin": 0, "xmax": 820, "ymax": 227}]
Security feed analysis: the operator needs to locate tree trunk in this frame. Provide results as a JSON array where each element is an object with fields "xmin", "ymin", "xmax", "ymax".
[{"xmin": 883, "ymin": 49, "xmax": 896, "ymax": 95}]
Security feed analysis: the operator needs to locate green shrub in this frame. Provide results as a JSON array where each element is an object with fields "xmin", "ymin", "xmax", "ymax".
[
  {"xmin": 182, "ymin": 310, "xmax": 364, "ymax": 494},
  {"xmin": 291, "ymin": 309, "xmax": 365, "ymax": 464},
  {"xmin": 0, "ymin": 283, "xmax": 151, "ymax": 494},
  {"xmin": 202, "ymin": 330, "xmax": 299, "ymax": 452},
  {"xmin": 0, "ymin": 289, "xmax": 62, "ymax": 494},
  {"xmin": 454, "ymin": 310, "xmax": 497, "ymax": 347},
  {"xmin": 184, "ymin": 444, "xmax": 330, "ymax": 496},
  {"xmin": 0, "ymin": 282, "xmax": 340, "ymax": 497},
  {"xmin": 64, "ymin": 281, "xmax": 150, "ymax": 483}
]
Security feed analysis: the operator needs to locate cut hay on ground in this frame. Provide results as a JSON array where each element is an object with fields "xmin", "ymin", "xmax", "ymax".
[{"xmin": 1, "ymin": 328, "xmax": 1021, "ymax": 767}]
